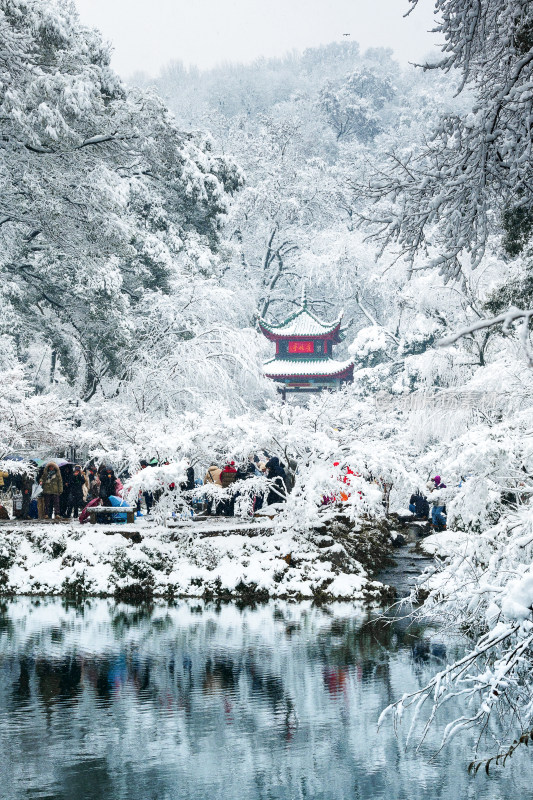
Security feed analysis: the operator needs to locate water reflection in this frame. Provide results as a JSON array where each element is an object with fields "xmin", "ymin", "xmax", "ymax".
[{"xmin": 0, "ymin": 598, "xmax": 531, "ymax": 800}]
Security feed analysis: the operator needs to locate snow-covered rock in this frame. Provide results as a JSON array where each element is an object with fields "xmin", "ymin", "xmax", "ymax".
[{"xmin": 418, "ymin": 530, "xmax": 468, "ymax": 558}]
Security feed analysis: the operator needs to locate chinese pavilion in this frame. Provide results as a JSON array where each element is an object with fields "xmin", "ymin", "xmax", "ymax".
[{"xmin": 259, "ymin": 291, "xmax": 354, "ymax": 396}]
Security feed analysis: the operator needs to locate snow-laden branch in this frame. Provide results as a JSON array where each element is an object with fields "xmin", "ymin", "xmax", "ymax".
[
  {"xmin": 439, "ymin": 307, "xmax": 533, "ymax": 364},
  {"xmin": 379, "ymin": 501, "xmax": 533, "ymax": 762}
]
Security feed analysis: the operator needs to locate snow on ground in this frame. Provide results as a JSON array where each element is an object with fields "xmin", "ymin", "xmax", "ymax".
[
  {"xmin": 417, "ymin": 530, "xmax": 469, "ymax": 559},
  {"xmin": 0, "ymin": 519, "xmax": 387, "ymax": 601}
]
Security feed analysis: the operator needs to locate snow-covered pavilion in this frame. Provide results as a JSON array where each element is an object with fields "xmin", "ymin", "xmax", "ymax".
[{"xmin": 258, "ymin": 292, "xmax": 354, "ymax": 397}]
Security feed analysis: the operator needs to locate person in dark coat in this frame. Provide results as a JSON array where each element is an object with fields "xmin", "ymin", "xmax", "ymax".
[
  {"xmin": 409, "ymin": 491, "xmax": 429, "ymax": 519},
  {"xmin": 99, "ymin": 468, "xmax": 123, "ymax": 506},
  {"xmin": 59, "ymin": 464, "xmax": 73, "ymax": 517},
  {"xmin": 136, "ymin": 460, "xmax": 153, "ymax": 516},
  {"xmin": 265, "ymin": 457, "xmax": 287, "ymax": 506},
  {"xmin": 235, "ymin": 462, "xmax": 256, "ymax": 482},
  {"xmin": 40, "ymin": 461, "xmax": 63, "ymax": 519},
  {"xmin": 180, "ymin": 464, "xmax": 195, "ymax": 492},
  {"xmin": 12, "ymin": 472, "xmax": 33, "ymax": 519},
  {"xmin": 21, "ymin": 473, "xmax": 33, "ymax": 519},
  {"xmin": 285, "ymin": 459, "xmax": 297, "ymax": 493},
  {"xmin": 66, "ymin": 466, "xmax": 88, "ymax": 519},
  {"xmin": 178, "ymin": 462, "xmax": 195, "ymax": 513}
]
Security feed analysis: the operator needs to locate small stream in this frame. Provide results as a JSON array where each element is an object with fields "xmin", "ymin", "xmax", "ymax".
[{"xmin": 376, "ymin": 523, "xmax": 435, "ymax": 598}]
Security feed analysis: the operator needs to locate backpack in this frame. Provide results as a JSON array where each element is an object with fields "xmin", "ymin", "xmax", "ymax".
[{"xmin": 220, "ymin": 470, "xmax": 237, "ymax": 489}]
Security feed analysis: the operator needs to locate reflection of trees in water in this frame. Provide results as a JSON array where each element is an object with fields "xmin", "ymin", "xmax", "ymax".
[
  {"xmin": 201, "ymin": 653, "xmax": 296, "ymax": 739},
  {"xmin": 3, "ymin": 602, "xmax": 452, "ymax": 716},
  {"xmin": 0, "ymin": 600, "xmax": 14, "ymax": 637},
  {"xmin": 111, "ymin": 605, "xmax": 156, "ymax": 632},
  {"xmin": 203, "ymin": 656, "xmax": 238, "ymax": 694},
  {"xmin": 307, "ymin": 613, "xmax": 449, "ymax": 695},
  {"xmin": 313, "ymin": 614, "xmax": 446, "ymax": 666},
  {"xmin": 9, "ymin": 650, "xmax": 155, "ymax": 709}
]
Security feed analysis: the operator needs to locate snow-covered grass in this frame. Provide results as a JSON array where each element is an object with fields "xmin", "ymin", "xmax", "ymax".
[{"xmin": 0, "ymin": 519, "xmax": 389, "ymax": 602}]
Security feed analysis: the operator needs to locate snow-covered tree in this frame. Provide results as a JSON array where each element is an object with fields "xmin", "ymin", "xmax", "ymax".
[
  {"xmin": 0, "ymin": 0, "xmax": 242, "ymax": 399},
  {"xmin": 318, "ymin": 68, "xmax": 395, "ymax": 142},
  {"xmin": 359, "ymin": 0, "xmax": 533, "ymax": 278},
  {"xmin": 0, "ymin": 336, "xmax": 70, "ymax": 460}
]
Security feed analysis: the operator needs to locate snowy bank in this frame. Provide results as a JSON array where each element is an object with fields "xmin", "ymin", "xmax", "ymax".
[
  {"xmin": 0, "ymin": 518, "xmax": 393, "ymax": 602},
  {"xmin": 417, "ymin": 530, "xmax": 469, "ymax": 559}
]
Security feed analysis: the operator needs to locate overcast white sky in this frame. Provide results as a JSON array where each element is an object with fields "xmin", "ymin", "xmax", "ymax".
[{"xmin": 72, "ymin": 0, "xmax": 439, "ymax": 78}]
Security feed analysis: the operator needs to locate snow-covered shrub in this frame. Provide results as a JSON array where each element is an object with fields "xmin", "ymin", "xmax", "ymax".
[
  {"xmin": 123, "ymin": 462, "xmax": 188, "ymax": 523},
  {"xmin": 447, "ymin": 477, "xmax": 502, "ymax": 533},
  {"xmin": 349, "ymin": 326, "xmax": 390, "ymax": 368}
]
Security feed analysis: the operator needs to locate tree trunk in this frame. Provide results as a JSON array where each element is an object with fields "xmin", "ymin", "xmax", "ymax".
[{"xmin": 49, "ymin": 350, "xmax": 57, "ymax": 384}]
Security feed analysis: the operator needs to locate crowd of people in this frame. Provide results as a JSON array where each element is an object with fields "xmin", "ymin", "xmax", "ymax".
[
  {"xmin": 1, "ymin": 456, "xmax": 453, "ymax": 530},
  {"xmin": 203, "ymin": 455, "xmax": 293, "ymax": 516},
  {"xmin": 0, "ymin": 453, "xmax": 296, "ymax": 523},
  {"xmin": 0, "ymin": 461, "xmax": 127, "ymax": 522}
]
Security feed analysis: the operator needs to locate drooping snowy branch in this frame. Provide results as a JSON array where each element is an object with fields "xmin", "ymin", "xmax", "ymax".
[{"xmin": 439, "ymin": 307, "xmax": 533, "ymax": 365}]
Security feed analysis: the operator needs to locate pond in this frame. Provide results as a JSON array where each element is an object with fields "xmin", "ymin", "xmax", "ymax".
[{"xmin": 0, "ymin": 598, "xmax": 531, "ymax": 800}]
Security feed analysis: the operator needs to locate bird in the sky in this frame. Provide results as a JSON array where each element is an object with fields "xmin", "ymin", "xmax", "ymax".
[{"xmin": 343, "ymin": 33, "xmax": 350, "ymax": 36}]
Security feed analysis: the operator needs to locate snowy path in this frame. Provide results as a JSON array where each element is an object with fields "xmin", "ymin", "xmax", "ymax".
[{"xmin": 167, "ymin": 516, "xmax": 275, "ymax": 537}]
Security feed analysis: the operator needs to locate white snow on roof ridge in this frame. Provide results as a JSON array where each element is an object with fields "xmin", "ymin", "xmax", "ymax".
[{"xmin": 264, "ymin": 356, "xmax": 354, "ymax": 377}]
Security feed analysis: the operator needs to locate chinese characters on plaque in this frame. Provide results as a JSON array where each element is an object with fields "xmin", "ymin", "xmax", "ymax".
[{"xmin": 288, "ymin": 340, "xmax": 314, "ymax": 354}]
